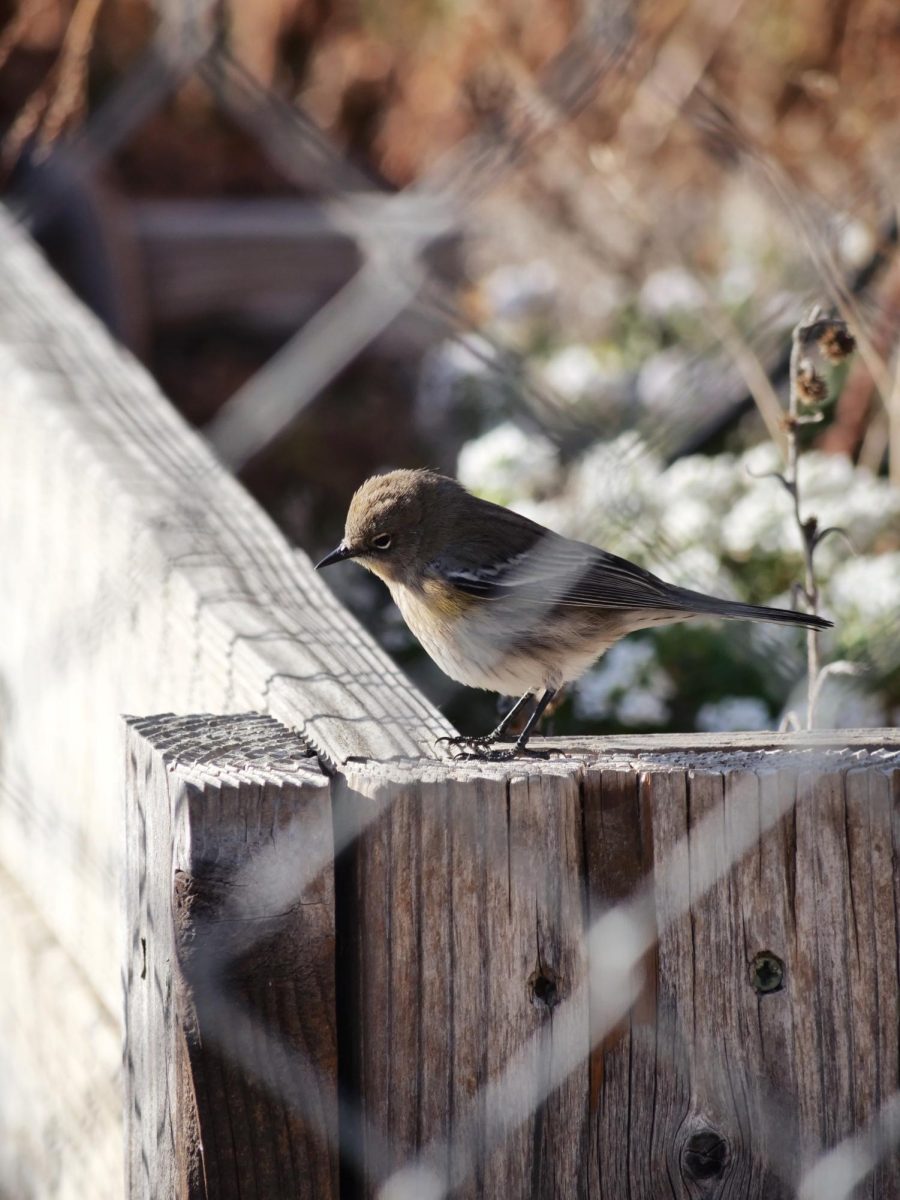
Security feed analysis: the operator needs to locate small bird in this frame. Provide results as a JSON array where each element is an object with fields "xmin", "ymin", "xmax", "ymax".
[{"xmin": 316, "ymin": 469, "xmax": 832, "ymax": 757}]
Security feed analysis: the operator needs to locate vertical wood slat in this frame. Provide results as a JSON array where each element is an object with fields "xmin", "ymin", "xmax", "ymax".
[
  {"xmin": 586, "ymin": 748, "xmax": 899, "ymax": 1200},
  {"xmin": 339, "ymin": 762, "xmax": 591, "ymax": 1199},
  {"xmin": 124, "ymin": 713, "xmax": 339, "ymax": 1199},
  {"xmin": 582, "ymin": 766, "xmax": 656, "ymax": 1200}
]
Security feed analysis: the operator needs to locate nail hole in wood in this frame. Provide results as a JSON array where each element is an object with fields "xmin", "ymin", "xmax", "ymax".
[
  {"xmin": 528, "ymin": 966, "xmax": 558, "ymax": 1009},
  {"xmin": 749, "ymin": 950, "xmax": 784, "ymax": 994},
  {"xmin": 682, "ymin": 1130, "xmax": 728, "ymax": 1181}
]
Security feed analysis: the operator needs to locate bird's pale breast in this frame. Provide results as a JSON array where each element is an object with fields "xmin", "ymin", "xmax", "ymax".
[{"xmin": 387, "ymin": 579, "xmax": 618, "ymax": 696}]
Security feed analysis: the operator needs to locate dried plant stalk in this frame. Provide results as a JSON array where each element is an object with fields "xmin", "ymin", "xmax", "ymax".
[{"xmin": 781, "ymin": 307, "xmax": 856, "ymax": 728}]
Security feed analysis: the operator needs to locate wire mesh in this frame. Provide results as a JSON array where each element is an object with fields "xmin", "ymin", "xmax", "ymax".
[{"xmin": 2, "ymin": 0, "xmax": 899, "ymax": 1196}]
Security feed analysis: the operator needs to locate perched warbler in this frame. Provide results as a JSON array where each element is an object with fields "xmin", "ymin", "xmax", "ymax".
[{"xmin": 316, "ymin": 469, "xmax": 832, "ymax": 756}]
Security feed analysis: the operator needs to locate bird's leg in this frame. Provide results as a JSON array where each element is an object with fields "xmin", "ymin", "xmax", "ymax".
[
  {"xmin": 488, "ymin": 691, "xmax": 534, "ymax": 741},
  {"xmin": 511, "ymin": 688, "xmax": 556, "ymax": 754},
  {"xmin": 435, "ymin": 691, "xmax": 535, "ymax": 754},
  {"xmin": 442, "ymin": 689, "xmax": 558, "ymax": 761}
]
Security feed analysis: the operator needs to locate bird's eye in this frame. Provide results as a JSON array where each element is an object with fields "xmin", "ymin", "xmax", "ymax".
[{"xmin": 371, "ymin": 533, "xmax": 392, "ymax": 551}]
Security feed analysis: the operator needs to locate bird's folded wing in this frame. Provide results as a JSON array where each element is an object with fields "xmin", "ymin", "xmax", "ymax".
[{"xmin": 430, "ymin": 532, "xmax": 683, "ymax": 612}]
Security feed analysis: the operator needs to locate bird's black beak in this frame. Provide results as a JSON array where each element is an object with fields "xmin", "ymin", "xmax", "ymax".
[{"xmin": 315, "ymin": 541, "xmax": 355, "ymax": 569}]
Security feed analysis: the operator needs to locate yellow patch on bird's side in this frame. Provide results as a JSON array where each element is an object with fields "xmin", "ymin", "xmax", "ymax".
[{"xmin": 422, "ymin": 577, "xmax": 473, "ymax": 618}]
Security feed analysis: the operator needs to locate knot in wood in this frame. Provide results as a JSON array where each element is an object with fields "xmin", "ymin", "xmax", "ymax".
[
  {"xmin": 682, "ymin": 1130, "xmax": 728, "ymax": 1181},
  {"xmin": 749, "ymin": 950, "xmax": 784, "ymax": 994},
  {"xmin": 527, "ymin": 965, "xmax": 559, "ymax": 1009}
]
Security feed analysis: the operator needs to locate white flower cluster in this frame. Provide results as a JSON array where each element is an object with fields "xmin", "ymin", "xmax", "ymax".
[
  {"xmin": 639, "ymin": 267, "xmax": 706, "ymax": 318},
  {"xmin": 827, "ymin": 552, "xmax": 900, "ymax": 656},
  {"xmin": 456, "ymin": 420, "xmax": 559, "ymax": 505},
  {"xmin": 542, "ymin": 345, "xmax": 603, "ymax": 401},
  {"xmin": 573, "ymin": 639, "xmax": 674, "ymax": 726},
  {"xmin": 458, "ymin": 426, "xmax": 900, "ymax": 582},
  {"xmin": 721, "ymin": 443, "xmax": 900, "ymax": 569},
  {"xmin": 828, "ymin": 552, "xmax": 900, "ymax": 621},
  {"xmin": 696, "ymin": 696, "xmax": 772, "ymax": 733}
]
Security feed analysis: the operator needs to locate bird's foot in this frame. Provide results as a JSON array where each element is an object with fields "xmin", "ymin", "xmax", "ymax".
[
  {"xmin": 435, "ymin": 734, "xmax": 491, "ymax": 748},
  {"xmin": 435, "ymin": 735, "xmax": 549, "ymax": 762},
  {"xmin": 475, "ymin": 745, "xmax": 551, "ymax": 761},
  {"xmin": 435, "ymin": 734, "xmax": 495, "ymax": 756}
]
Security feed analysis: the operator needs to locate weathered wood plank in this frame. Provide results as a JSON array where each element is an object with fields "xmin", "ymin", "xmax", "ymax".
[
  {"xmin": 124, "ymin": 712, "xmax": 339, "ymax": 1199},
  {"xmin": 340, "ymin": 760, "xmax": 591, "ymax": 1198},
  {"xmin": 584, "ymin": 747, "xmax": 900, "ymax": 1200},
  {"xmin": 331, "ymin": 735, "xmax": 898, "ymax": 1197},
  {"xmin": 626, "ymin": 768, "xmax": 694, "ymax": 1200},
  {"xmin": 117, "ymin": 721, "xmax": 900, "ymax": 1199},
  {"xmin": 583, "ymin": 765, "xmax": 660, "ymax": 1200},
  {"xmin": 731, "ymin": 769, "xmax": 802, "ymax": 1188}
]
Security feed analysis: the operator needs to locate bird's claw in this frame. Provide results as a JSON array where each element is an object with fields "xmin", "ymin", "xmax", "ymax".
[
  {"xmin": 435, "ymin": 736, "xmax": 550, "ymax": 762},
  {"xmin": 462, "ymin": 746, "xmax": 551, "ymax": 762},
  {"xmin": 435, "ymin": 734, "xmax": 494, "ymax": 756}
]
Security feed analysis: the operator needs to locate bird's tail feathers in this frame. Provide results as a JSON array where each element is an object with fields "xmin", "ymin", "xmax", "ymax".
[{"xmin": 673, "ymin": 587, "xmax": 833, "ymax": 632}]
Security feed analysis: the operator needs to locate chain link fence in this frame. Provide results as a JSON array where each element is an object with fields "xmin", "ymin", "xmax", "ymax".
[{"xmin": 2, "ymin": 0, "xmax": 899, "ymax": 1196}]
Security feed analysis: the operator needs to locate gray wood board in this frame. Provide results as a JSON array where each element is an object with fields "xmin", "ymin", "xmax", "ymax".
[{"xmin": 124, "ymin": 713, "xmax": 339, "ymax": 1199}]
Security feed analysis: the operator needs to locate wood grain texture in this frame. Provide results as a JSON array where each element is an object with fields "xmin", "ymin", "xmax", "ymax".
[
  {"xmin": 583, "ymin": 747, "xmax": 900, "ymax": 1200},
  {"xmin": 116, "ymin": 720, "xmax": 900, "ymax": 1198},
  {"xmin": 339, "ymin": 759, "xmax": 591, "ymax": 1198},
  {"xmin": 124, "ymin": 713, "xmax": 338, "ymax": 1199},
  {"xmin": 327, "ymin": 736, "xmax": 899, "ymax": 1199}
]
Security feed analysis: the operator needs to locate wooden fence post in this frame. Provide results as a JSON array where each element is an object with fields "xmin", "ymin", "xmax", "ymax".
[
  {"xmin": 124, "ymin": 712, "xmax": 339, "ymax": 1200},
  {"xmin": 122, "ymin": 712, "xmax": 898, "ymax": 1200}
]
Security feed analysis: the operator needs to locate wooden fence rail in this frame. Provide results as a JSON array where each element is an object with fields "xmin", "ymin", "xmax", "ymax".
[{"xmin": 125, "ymin": 714, "xmax": 900, "ymax": 1199}]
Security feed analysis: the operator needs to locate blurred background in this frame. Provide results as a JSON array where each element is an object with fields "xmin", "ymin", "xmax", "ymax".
[{"xmin": 2, "ymin": 0, "xmax": 898, "ymax": 738}]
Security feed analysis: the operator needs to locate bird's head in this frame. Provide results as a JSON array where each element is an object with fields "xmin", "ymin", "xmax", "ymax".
[{"xmin": 315, "ymin": 469, "xmax": 463, "ymax": 585}]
